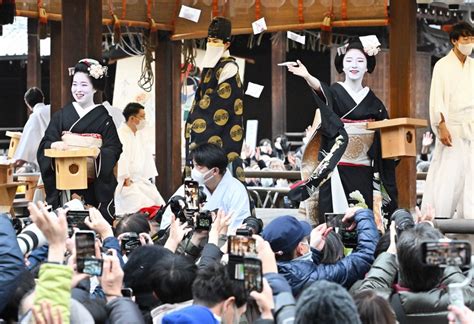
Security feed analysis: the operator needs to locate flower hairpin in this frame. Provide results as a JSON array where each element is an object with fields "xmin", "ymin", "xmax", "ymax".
[
  {"xmin": 88, "ymin": 63, "xmax": 108, "ymax": 79},
  {"xmin": 359, "ymin": 35, "xmax": 381, "ymax": 57}
]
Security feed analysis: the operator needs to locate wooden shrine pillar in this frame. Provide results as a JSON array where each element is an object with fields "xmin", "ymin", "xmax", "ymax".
[
  {"xmin": 50, "ymin": 21, "xmax": 62, "ymax": 114},
  {"xmin": 27, "ymin": 18, "xmax": 41, "ymax": 90},
  {"xmin": 60, "ymin": 0, "xmax": 102, "ymax": 106},
  {"xmin": 389, "ymin": 0, "xmax": 417, "ymax": 210},
  {"xmin": 155, "ymin": 33, "xmax": 182, "ymax": 200},
  {"xmin": 271, "ymin": 32, "xmax": 287, "ymax": 138}
]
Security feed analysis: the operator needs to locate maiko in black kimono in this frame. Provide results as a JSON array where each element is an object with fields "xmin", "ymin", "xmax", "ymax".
[
  {"xmin": 37, "ymin": 103, "xmax": 122, "ymax": 222},
  {"xmin": 318, "ymin": 82, "xmax": 398, "ymax": 220}
]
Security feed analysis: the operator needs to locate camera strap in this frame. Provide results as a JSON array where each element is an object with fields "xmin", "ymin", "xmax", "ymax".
[{"xmin": 389, "ymin": 292, "xmax": 408, "ymax": 324}]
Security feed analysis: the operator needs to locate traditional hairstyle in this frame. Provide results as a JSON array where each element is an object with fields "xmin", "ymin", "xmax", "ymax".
[
  {"xmin": 334, "ymin": 40, "xmax": 377, "ymax": 74},
  {"xmin": 208, "ymin": 17, "xmax": 232, "ymax": 43},
  {"xmin": 70, "ymin": 58, "xmax": 107, "ymax": 91}
]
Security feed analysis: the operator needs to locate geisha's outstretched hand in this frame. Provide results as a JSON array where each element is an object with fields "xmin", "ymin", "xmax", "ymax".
[
  {"xmin": 287, "ymin": 60, "xmax": 321, "ymax": 91},
  {"xmin": 287, "ymin": 60, "xmax": 309, "ymax": 79}
]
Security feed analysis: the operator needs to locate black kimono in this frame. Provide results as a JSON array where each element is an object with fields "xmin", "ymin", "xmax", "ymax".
[
  {"xmin": 318, "ymin": 83, "xmax": 398, "ymax": 220},
  {"xmin": 37, "ymin": 103, "xmax": 122, "ymax": 222}
]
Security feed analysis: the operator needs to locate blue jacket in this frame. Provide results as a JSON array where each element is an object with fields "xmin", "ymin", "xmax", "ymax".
[
  {"xmin": 277, "ymin": 209, "xmax": 379, "ymax": 296},
  {"xmin": 0, "ymin": 214, "xmax": 26, "ymax": 313}
]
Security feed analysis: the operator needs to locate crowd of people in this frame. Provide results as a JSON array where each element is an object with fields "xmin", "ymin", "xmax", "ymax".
[{"xmin": 1, "ymin": 15, "xmax": 473, "ymax": 324}]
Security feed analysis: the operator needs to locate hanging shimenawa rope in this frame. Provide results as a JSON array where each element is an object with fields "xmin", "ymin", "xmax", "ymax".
[
  {"xmin": 182, "ymin": 39, "xmax": 198, "ymax": 74},
  {"xmin": 137, "ymin": 32, "xmax": 155, "ymax": 92}
]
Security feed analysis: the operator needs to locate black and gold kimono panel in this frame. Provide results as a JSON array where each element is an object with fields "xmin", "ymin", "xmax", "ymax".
[{"xmin": 185, "ymin": 56, "xmax": 244, "ymax": 164}]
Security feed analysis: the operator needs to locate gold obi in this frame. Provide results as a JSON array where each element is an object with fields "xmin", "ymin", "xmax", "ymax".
[{"xmin": 340, "ymin": 122, "xmax": 375, "ymax": 166}]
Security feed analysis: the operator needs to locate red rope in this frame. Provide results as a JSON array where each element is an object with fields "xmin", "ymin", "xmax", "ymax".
[
  {"xmin": 121, "ymin": 0, "xmax": 127, "ymax": 19},
  {"xmin": 341, "ymin": 0, "xmax": 347, "ymax": 20},
  {"xmin": 298, "ymin": 0, "xmax": 304, "ymax": 24},
  {"xmin": 212, "ymin": 0, "xmax": 219, "ymax": 18},
  {"xmin": 255, "ymin": 0, "xmax": 261, "ymax": 20}
]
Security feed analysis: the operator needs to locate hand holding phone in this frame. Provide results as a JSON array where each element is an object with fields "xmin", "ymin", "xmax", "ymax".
[
  {"xmin": 184, "ymin": 180, "xmax": 199, "ymax": 211},
  {"xmin": 100, "ymin": 250, "xmax": 124, "ymax": 299},
  {"xmin": 75, "ymin": 230, "xmax": 101, "ymax": 275}
]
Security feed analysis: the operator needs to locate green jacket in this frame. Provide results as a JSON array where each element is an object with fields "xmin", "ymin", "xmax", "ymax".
[
  {"xmin": 34, "ymin": 263, "xmax": 73, "ymax": 324},
  {"xmin": 354, "ymin": 252, "xmax": 474, "ymax": 324}
]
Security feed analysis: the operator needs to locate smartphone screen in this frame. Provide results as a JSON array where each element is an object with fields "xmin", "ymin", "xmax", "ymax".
[
  {"xmin": 228, "ymin": 235, "xmax": 257, "ymax": 257},
  {"xmin": 421, "ymin": 240, "xmax": 471, "ymax": 267},
  {"xmin": 76, "ymin": 231, "xmax": 96, "ymax": 273},
  {"xmin": 82, "ymin": 257, "xmax": 103, "ymax": 276},
  {"xmin": 325, "ymin": 213, "xmax": 357, "ymax": 248},
  {"xmin": 67, "ymin": 210, "xmax": 90, "ymax": 229},
  {"xmin": 244, "ymin": 257, "xmax": 263, "ymax": 293},
  {"xmin": 184, "ymin": 180, "xmax": 199, "ymax": 211}
]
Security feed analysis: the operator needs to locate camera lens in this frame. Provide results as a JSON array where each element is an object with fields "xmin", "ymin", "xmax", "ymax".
[{"xmin": 391, "ymin": 209, "xmax": 415, "ymax": 237}]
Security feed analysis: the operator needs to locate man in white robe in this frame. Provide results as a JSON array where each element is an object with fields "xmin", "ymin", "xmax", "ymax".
[
  {"xmin": 14, "ymin": 87, "xmax": 50, "ymax": 167},
  {"xmin": 115, "ymin": 102, "xmax": 165, "ymax": 215},
  {"xmin": 422, "ymin": 22, "xmax": 474, "ymax": 219}
]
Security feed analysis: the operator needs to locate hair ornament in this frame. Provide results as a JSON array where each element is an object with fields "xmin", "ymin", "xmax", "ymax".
[{"xmin": 358, "ymin": 35, "xmax": 381, "ymax": 57}]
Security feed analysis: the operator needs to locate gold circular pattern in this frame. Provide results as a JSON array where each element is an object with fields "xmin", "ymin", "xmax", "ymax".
[
  {"xmin": 192, "ymin": 118, "xmax": 207, "ymax": 134},
  {"xmin": 189, "ymin": 142, "xmax": 198, "ymax": 151},
  {"xmin": 230, "ymin": 125, "xmax": 243, "ymax": 142},
  {"xmin": 208, "ymin": 135, "xmax": 223, "ymax": 147},
  {"xmin": 217, "ymin": 82, "xmax": 232, "ymax": 99},
  {"xmin": 235, "ymin": 166, "xmax": 245, "ymax": 182},
  {"xmin": 215, "ymin": 67, "xmax": 223, "ymax": 81},
  {"xmin": 199, "ymin": 95, "xmax": 211, "ymax": 109},
  {"xmin": 227, "ymin": 152, "xmax": 239, "ymax": 162},
  {"xmin": 204, "ymin": 70, "xmax": 212, "ymax": 83},
  {"xmin": 234, "ymin": 99, "xmax": 243, "ymax": 115},
  {"xmin": 184, "ymin": 123, "xmax": 192, "ymax": 139},
  {"xmin": 236, "ymin": 74, "xmax": 242, "ymax": 88},
  {"xmin": 205, "ymin": 88, "xmax": 214, "ymax": 95},
  {"xmin": 213, "ymin": 109, "xmax": 229, "ymax": 126}
]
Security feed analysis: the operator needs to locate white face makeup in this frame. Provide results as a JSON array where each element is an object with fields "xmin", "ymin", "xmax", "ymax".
[
  {"xmin": 71, "ymin": 72, "xmax": 96, "ymax": 106},
  {"xmin": 342, "ymin": 49, "xmax": 368, "ymax": 81}
]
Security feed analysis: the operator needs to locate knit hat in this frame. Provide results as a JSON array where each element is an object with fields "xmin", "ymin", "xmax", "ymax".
[
  {"xmin": 262, "ymin": 215, "xmax": 312, "ymax": 255},
  {"xmin": 295, "ymin": 280, "xmax": 362, "ymax": 324},
  {"xmin": 162, "ymin": 305, "xmax": 219, "ymax": 324}
]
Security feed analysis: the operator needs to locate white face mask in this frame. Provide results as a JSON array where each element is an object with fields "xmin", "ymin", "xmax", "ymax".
[
  {"xmin": 191, "ymin": 167, "xmax": 214, "ymax": 186},
  {"xmin": 136, "ymin": 119, "xmax": 146, "ymax": 131},
  {"xmin": 457, "ymin": 43, "xmax": 473, "ymax": 56},
  {"xmin": 202, "ymin": 42, "xmax": 225, "ymax": 68},
  {"xmin": 342, "ymin": 49, "xmax": 368, "ymax": 81}
]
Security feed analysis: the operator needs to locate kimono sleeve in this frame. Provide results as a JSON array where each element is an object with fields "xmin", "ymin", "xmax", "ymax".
[
  {"xmin": 429, "ymin": 62, "xmax": 447, "ymax": 137},
  {"xmin": 97, "ymin": 118, "xmax": 122, "ymax": 180}
]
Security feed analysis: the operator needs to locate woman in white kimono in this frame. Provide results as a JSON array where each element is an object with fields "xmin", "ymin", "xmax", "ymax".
[{"xmin": 287, "ymin": 36, "xmax": 398, "ymax": 226}]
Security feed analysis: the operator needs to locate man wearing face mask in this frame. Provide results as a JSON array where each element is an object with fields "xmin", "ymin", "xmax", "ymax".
[
  {"xmin": 161, "ymin": 143, "xmax": 250, "ymax": 232},
  {"xmin": 184, "ymin": 17, "xmax": 245, "ymax": 182},
  {"xmin": 114, "ymin": 102, "xmax": 165, "ymax": 215},
  {"xmin": 422, "ymin": 22, "xmax": 474, "ymax": 221}
]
